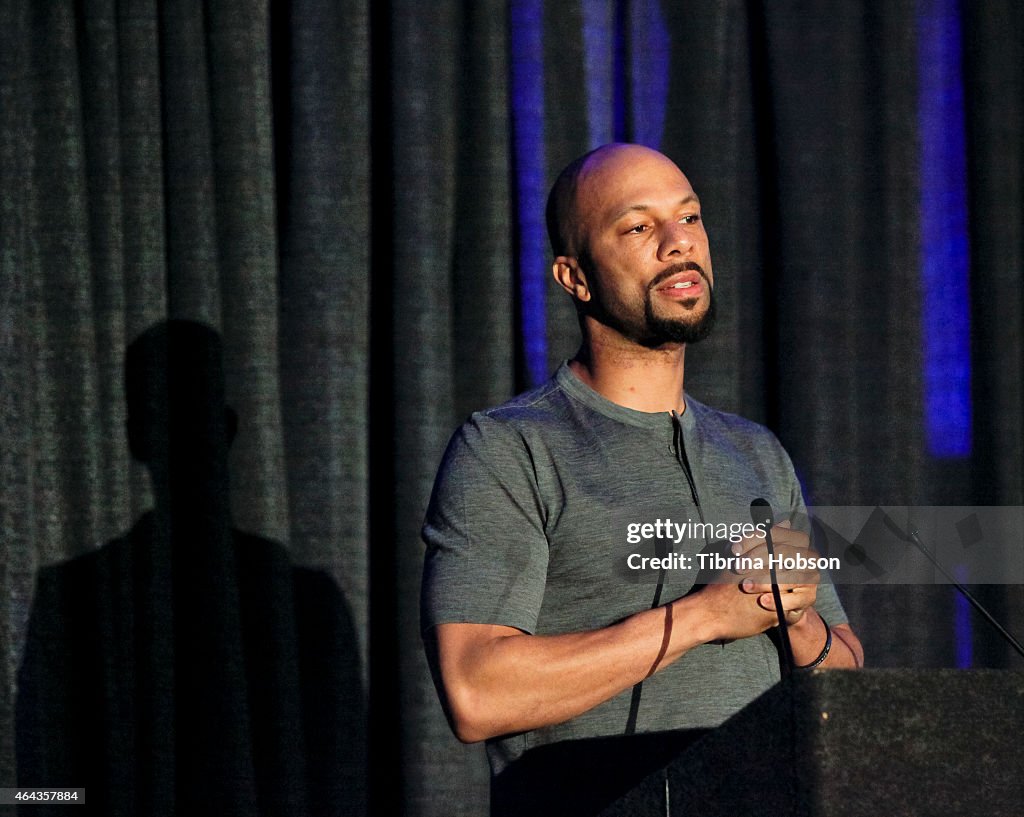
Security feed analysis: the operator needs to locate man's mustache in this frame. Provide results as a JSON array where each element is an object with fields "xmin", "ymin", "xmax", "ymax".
[{"xmin": 647, "ymin": 262, "xmax": 711, "ymax": 291}]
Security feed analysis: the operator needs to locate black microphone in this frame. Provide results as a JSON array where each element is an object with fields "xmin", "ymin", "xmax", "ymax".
[{"xmin": 751, "ymin": 499, "xmax": 795, "ymax": 676}]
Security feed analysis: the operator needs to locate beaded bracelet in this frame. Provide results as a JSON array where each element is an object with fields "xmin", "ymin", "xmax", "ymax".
[{"xmin": 796, "ymin": 616, "xmax": 832, "ymax": 670}]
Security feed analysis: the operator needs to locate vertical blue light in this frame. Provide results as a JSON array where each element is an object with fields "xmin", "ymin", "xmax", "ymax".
[
  {"xmin": 628, "ymin": 0, "xmax": 670, "ymax": 148},
  {"xmin": 917, "ymin": 0, "xmax": 972, "ymax": 457},
  {"xmin": 612, "ymin": 0, "xmax": 627, "ymax": 140},
  {"xmin": 581, "ymin": 0, "xmax": 670, "ymax": 149},
  {"xmin": 510, "ymin": 0, "xmax": 549, "ymax": 386},
  {"xmin": 581, "ymin": 0, "xmax": 615, "ymax": 147}
]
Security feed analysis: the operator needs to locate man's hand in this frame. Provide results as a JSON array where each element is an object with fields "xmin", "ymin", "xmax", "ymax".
[
  {"xmin": 688, "ymin": 522, "xmax": 818, "ymax": 640},
  {"xmin": 705, "ymin": 521, "xmax": 863, "ymax": 668},
  {"xmin": 735, "ymin": 521, "xmax": 820, "ymax": 627}
]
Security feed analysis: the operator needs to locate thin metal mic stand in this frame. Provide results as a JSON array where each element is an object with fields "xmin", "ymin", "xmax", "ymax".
[{"xmin": 896, "ymin": 522, "xmax": 1024, "ymax": 660}]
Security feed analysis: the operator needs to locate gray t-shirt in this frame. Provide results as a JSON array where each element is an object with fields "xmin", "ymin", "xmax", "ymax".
[{"xmin": 422, "ymin": 363, "xmax": 847, "ymax": 773}]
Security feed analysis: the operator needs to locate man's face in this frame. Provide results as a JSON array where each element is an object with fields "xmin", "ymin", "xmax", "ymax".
[{"xmin": 567, "ymin": 146, "xmax": 715, "ymax": 347}]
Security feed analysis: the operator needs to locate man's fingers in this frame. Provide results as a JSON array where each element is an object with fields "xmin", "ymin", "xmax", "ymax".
[
  {"xmin": 768, "ymin": 523, "xmax": 809, "ymax": 549},
  {"xmin": 731, "ymin": 548, "xmax": 821, "ymax": 585},
  {"xmin": 756, "ymin": 589, "xmax": 818, "ymax": 615},
  {"xmin": 729, "ymin": 522, "xmax": 809, "ymax": 561},
  {"xmin": 741, "ymin": 578, "xmax": 816, "ymax": 596},
  {"xmin": 729, "ymin": 530, "xmax": 767, "ymax": 558}
]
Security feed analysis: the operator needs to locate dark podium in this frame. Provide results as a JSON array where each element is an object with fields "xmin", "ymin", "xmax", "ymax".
[{"xmin": 492, "ymin": 670, "xmax": 1024, "ymax": 817}]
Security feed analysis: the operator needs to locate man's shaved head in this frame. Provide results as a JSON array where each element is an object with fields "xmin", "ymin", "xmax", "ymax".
[
  {"xmin": 546, "ymin": 143, "xmax": 682, "ymax": 258},
  {"xmin": 546, "ymin": 147, "xmax": 597, "ymax": 257}
]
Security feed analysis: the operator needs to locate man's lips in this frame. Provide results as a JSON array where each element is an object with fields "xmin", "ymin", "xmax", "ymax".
[{"xmin": 651, "ymin": 265, "xmax": 708, "ymax": 299}]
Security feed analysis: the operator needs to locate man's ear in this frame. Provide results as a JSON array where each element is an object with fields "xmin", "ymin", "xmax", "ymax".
[{"xmin": 552, "ymin": 256, "xmax": 591, "ymax": 303}]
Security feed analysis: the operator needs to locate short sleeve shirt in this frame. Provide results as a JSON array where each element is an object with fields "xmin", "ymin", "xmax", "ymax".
[{"xmin": 422, "ymin": 363, "xmax": 848, "ymax": 773}]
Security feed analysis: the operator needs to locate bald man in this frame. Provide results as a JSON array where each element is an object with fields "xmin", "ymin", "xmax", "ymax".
[{"xmin": 421, "ymin": 144, "xmax": 863, "ymax": 795}]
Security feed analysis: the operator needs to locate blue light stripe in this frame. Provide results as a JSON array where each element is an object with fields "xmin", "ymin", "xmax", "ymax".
[
  {"xmin": 612, "ymin": 0, "xmax": 627, "ymax": 140},
  {"xmin": 918, "ymin": 0, "xmax": 972, "ymax": 457},
  {"xmin": 581, "ymin": 0, "xmax": 615, "ymax": 147},
  {"xmin": 628, "ymin": 0, "xmax": 670, "ymax": 148},
  {"xmin": 510, "ymin": 0, "xmax": 549, "ymax": 385}
]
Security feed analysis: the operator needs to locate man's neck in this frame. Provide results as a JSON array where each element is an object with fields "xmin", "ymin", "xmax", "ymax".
[{"xmin": 569, "ymin": 337, "xmax": 687, "ymax": 415}]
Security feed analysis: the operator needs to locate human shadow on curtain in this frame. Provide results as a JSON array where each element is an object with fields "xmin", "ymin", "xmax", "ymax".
[{"xmin": 16, "ymin": 321, "xmax": 366, "ymax": 816}]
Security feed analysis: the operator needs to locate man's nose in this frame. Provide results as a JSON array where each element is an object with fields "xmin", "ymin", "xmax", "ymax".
[{"xmin": 657, "ymin": 222, "xmax": 694, "ymax": 260}]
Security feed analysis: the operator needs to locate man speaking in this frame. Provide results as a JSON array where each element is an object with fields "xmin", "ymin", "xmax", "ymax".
[{"xmin": 421, "ymin": 143, "xmax": 863, "ymax": 812}]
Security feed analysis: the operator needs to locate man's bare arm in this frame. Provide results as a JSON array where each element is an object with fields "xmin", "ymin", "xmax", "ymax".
[
  {"xmin": 425, "ymin": 574, "xmax": 807, "ymax": 743},
  {"xmin": 788, "ymin": 615, "xmax": 864, "ymax": 668},
  {"xmin": 426, "ymin": 525, "xmax": 863, "ymax": 742}
]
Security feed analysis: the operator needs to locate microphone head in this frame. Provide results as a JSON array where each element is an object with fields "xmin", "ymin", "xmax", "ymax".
[
  {"xmin": 750, "ymin": 498, "xmax": 775, "ymax": 528},
  {"xmin": 878, "ymin": 508, "xmax": 914, "ymax": 542}
]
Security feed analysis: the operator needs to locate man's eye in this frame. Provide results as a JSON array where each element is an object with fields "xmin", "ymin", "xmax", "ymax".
[
  {"xmin": 681, "ymin": 214, "xmax": 701, "ymax": 224},
  {"xmin": 627, "ymin": 224, "xmax": 648, "ymax": 234}
]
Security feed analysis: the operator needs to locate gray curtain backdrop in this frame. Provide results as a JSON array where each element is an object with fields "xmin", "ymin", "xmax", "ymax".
[{"xmin": 1, "ymin": 1, "xmax": 1021, "ymax": 815}]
